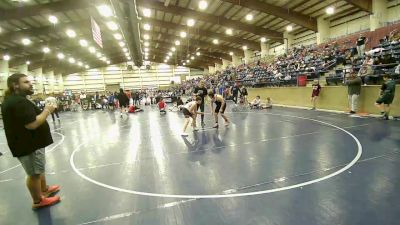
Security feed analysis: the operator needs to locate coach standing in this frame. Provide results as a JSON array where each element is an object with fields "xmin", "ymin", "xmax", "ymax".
[
  {"xmin": 345, "ymin": 72, "xmax": 362, "ymax": 114},
  {"xmin": 1, "ymin": 73, "xmax": 61, "ymax": 209}
]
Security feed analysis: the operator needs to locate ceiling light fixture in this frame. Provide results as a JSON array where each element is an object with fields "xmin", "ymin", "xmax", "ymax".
[
  {"xmin": 196, "ymin": 52, "xmax": 200, "ymax": 56},
  {"xmin": 144, "ymin": 48, "xmax": 149, "ymax": 52},
  {"xmin": 183, "ymin": 63, "xmax": 186, "ymax": 66},
  {"xmin": 243, "ymin": 46, "xmax": 248, "ymax": 50},
  {"xmin": 143, "ymin": 8, "xmax": 151, "ymax": 17},
  {"xmin": 143, "ymin": 34, "xmax": 150, "ymax": 40},
  {"xmin": 97, "ymin": 5, "xmax": 113, "ymax": 17},
  {"xmin": 326, "ymin": 6, "xmax": 334, "ymax": 15},
  {"xmin": 21, "ymin": 38, "xmax": 31, "ymax": 45},
  {"xmin": 261, "ymin": 37, "xmax": 267, "ymax": 43},
  {"xmin": 187, "ymin": 19, "xmax": 195, "ymax": 27},
  {"xmin": 286, "ymin": 25, "xmax": 293, "ymax": 32},
  {"xmin": 107, "ymin": 60, "xmax": 110, "ymax": 64},
  {"xmin": 68, "ymin": 57, "xmax": 76, "ymax": 64},
  {"xmin": 213, "ymin": 39, "xmax": 219, "ymax": 44},
  {"xmin": 42, "ymin": 47, "xmax": 50, "ymax": 53},
  {"xmin": 79, "ymin": 39, "xmax": 88, "ymax": 47},
  {"xmin": 226, "ymin": 28, "xmax": 233, "ymax": 35},
  {"xmin": 113, "ymin": 33, "xmax": 122, "ymax": 40},
  {"xmin": 119, "ymin": 41, "xmax": 125, "ymax": 47},
  {"xmin": 168, "ymin": 52, "xmax": 173, "ymax": 56},
  {"xmin": 229, "ymin": 52, "xmax": 233, "ymax": 56},
  {"xmin": 180, "ymin": 31, "xmax": 187, "ymax": 38},
  {"xmin": 106, "ymin": 21, "xmax": 119, "ymax": 31},
  {"xmin": 123, "ymin": 48, "xmax": 128, "ymax": 52},
  {"xmin": 127, "ymin": 56, "xmax": 132, "ymax": 60},
  {"xmin": 198, "ymin": 0, "xmax": 208, "ymax": 10},
  {"xmin": 96, "ymin": 52, "xmax": 102, "ymax": 58},
  {"xmin": 3, "ymin": 55, "xmax": 10, "ymax": 61},
  {"xmin": 175, "ymin": 40, "xmax": 181, "ymax": 46},
  {"xmin": 89, "ymin": 46, "xmax": 96, "ymax": 53},
  {"xmin": 246, "ymin": 14, "xmax": 253, "ymax": 21},
  {"xmin": 66, "ymin": 29, "xmax": 76, "ymax": 38},
  {"xmin": 57, "ymin": 53, "xmax": 65, "ymax": 59},
  {"xmin": 85, "ymin": 65, "xmax": 89, "ymax": 69},
  {"xmin": 48, "ymin": 15, "xmax": 58, "ymax": 24},
  {"xmin": 144, "ymin": 42, "xmax": 150, "ymax": 47},
  {"xmin": 26, "ymin": 61, "xmax": 30, "ymax": 65},
  {"xmin": 171, "ymin": 47, "xmax": 176, "ymax": 52},
  {"xmin": 191, "ymin": 56, "xmax": 195, "ymax": 60},
  {"xmin": 143, "ymin": 23, "xmax": 151, "ymax": 31},
  {"xmin": 78, "ymin": 61, "xmax": 83, "ymax": 66}
]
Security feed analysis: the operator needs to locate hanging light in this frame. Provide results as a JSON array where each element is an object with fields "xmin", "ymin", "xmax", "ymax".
[
  {"xmin": 66, "ymin": 29, "xmax": 76, "ymax": 38},
  {"xmin": 180, "ymin": 31, "xmax": 187, "ymax": 38},
  {"xmin": 246, "ymin": 14, "xmax": 253, "ymax": 21},
  {"xmin": 48, "ymin": 15, "xmax": 58, "ymax": 24},
  {"xmin": 326, "ymin": 6, "xmax": 335, "ymax": 15},
  {"xmin": 42, "ymin": 47, "xmax": 50, "ymax": 53},
  {"xmin": 175, "ymin": 40, "xmax": 181, "ymax": 46},
  {"xmin": 199, "ymin": 1, "xmax": 208, "ymax": 10},
  {"xmin": 187, "ymin": 19, "xmax": 195, "ymax": 27},
  {"xmin": 143, "ymin": 8, "xmax": 151, "ymax": 17},
  {"xmin": 106, "ymin": 21, "xmax": 119, "ymax": 31},
  {"xmin": 97, "ymin": 5, "xmax": 113, "ymax": 17},
  {"xmin": 79, "ymin": 39, "xmax": 88, "ymax": 47}
]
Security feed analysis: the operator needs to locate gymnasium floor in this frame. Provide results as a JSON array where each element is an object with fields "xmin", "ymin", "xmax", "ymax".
[{"xmin": 0, "ymin": 104, "xmax": 400, "ymax": 225}]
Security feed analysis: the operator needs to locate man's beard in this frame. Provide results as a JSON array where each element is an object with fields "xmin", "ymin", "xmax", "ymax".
[{"xmin": 20, "ymin": 88, "xmax": 34, "ymax": 96}]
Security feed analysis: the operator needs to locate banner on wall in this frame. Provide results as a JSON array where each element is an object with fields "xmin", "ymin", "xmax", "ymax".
[{"xmin": 91, "ymin": 17, "xmax": 103, "ymax": 48}]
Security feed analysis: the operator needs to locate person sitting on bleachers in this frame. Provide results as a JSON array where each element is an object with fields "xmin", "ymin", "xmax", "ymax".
[{"xmin": 250, "ymin": 96, "xmax": 261, "ymax": 109}]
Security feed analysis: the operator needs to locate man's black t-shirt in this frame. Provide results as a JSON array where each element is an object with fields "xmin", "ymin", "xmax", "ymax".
[
  {"xmin": 231, "ymin": 86, "xmax": 240, "ymax": 96},
  {"xmin": 1, "ymin": 94, "xmax": 53, "ymax": 157},
  {"xmin": 117, "ymin": 92, "xmax": 129, "ymax": 105},
  {"xmin": 194, "ymin": 87, "xmax": 208, "ymax": 101},
  {"xmin": 357, "ymin": 37, "xmax": 366, "ymax": 46}
]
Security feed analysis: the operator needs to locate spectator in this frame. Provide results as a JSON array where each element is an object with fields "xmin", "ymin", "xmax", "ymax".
[
  {"xmin": 345, "ymin": 72, "xmax": 362, "ymax": 114},
  {"xmin": 356, "ymin": 34, "xmax": 367, "ymax": 57},
  {"xmin": 311, "ymin": 80, "xmax": 321, "ymax": 110},
  {"xmin": 1, "ymin": 73, "xmax": 61, "ymax": 209}
]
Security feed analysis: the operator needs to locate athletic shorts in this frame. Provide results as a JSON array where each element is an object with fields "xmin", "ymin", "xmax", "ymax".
[
  {"xmin": 376, "ymin": 94, "xmax": 394, "ymax": 105},
  {"xmin": 18, "ymin": 148, "xmax": 46, "ymax": 176},
  {"xmin": 182, "ymin": 108, "xmax": 193, "ymax": 117},
  {"xmin": 215, "ymin": 102, "xmax": 226, "ymax": 114}
]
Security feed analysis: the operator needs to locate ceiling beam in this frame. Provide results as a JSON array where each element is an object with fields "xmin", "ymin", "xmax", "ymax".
[
  {"xmin": 147, "ymin": 38, "xmax": 232, "ymax": 61},
  {"xmin": 149, "ymin": 30, "xmax": 244, "ymax": 56},
  {"xmin": 343, "ymin": 0, "xmax": 372, "ymax": 13},
  {"xmin": 0, "ymin": 20, "xmax": 90, "ymax": 45},
  {"xmin": 142, "ymin": 18, "xmax": 261, "ymax": 50},
  {"xmin": 150, "ymin": 48, "xmax": 221, "ymax": 66},
  {"xmin": 0, "ymin": 0, "xmax": 91, "ymax": 21},
  {"xmin": 220, "ymin": 0, "xmax": 317, "ymax": 31},
  {"xmin": 136, "ymin": 0, "xmax": 283, "ymax": 40}
]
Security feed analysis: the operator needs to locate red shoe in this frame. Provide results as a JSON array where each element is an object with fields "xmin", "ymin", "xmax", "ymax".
[
  {"xmin": 43, "ymin": 185, "xmax": 60, "ymax": 198},
  {"xmin": 32, "ymin": 196, "xmax": 61, "ymax": 209}
]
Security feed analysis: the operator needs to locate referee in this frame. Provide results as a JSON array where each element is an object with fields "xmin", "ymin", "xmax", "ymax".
[{"xmin": 194, "ymin": 80, "xmax": 208, "ymax": 126}]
